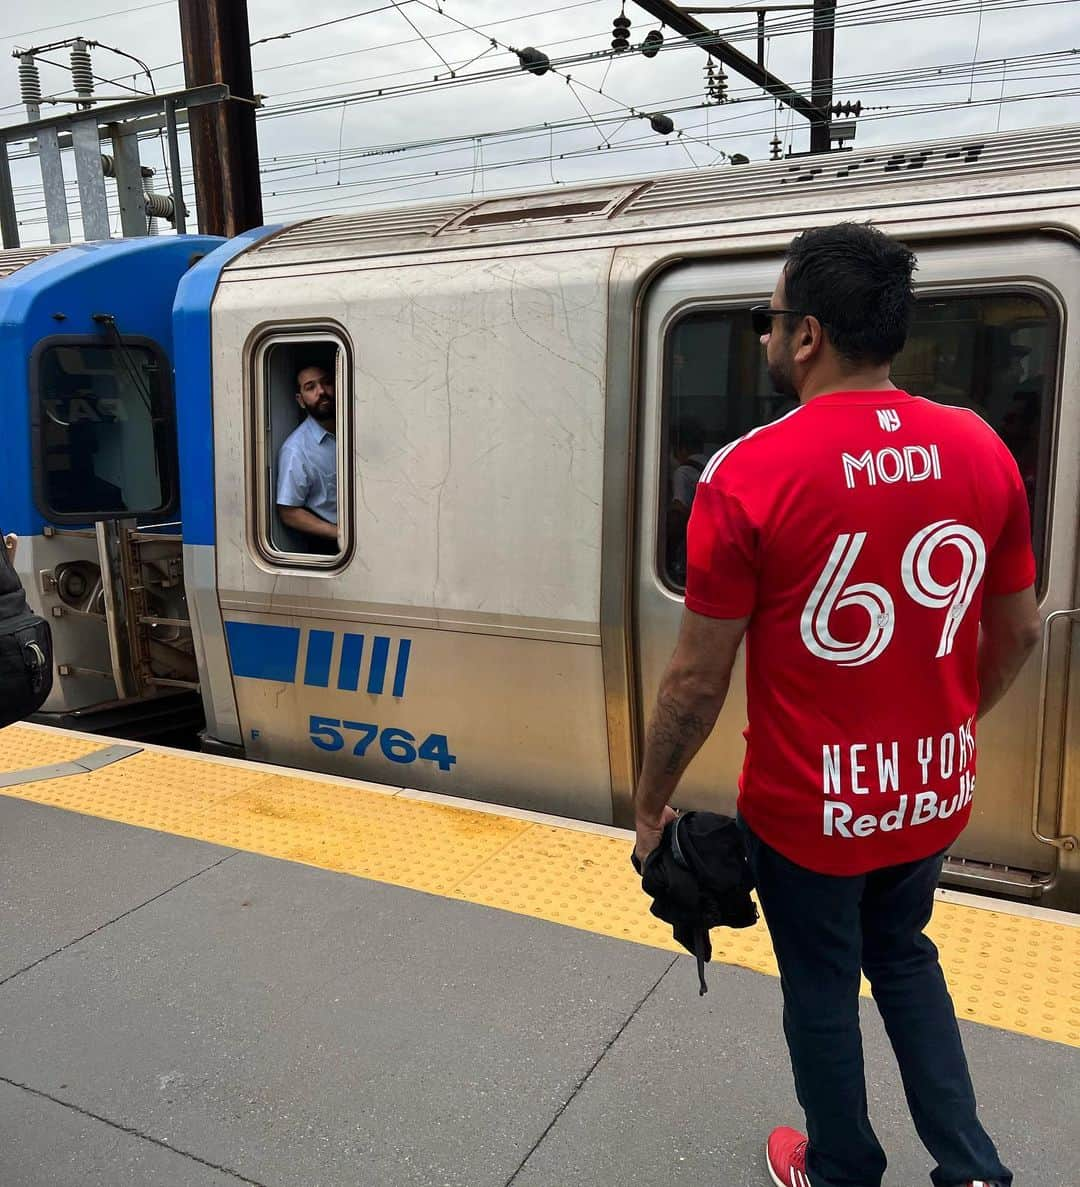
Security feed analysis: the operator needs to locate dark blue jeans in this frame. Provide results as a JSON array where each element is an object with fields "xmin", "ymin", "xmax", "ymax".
[{"xmin": 739, "ymin": 820, "xmax": 1012, "ymax": 1187}]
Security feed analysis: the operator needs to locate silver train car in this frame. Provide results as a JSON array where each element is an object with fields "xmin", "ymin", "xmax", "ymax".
[{"xmin": 19, "ymin": 122, "xmax": 1080, "ymax": 909}]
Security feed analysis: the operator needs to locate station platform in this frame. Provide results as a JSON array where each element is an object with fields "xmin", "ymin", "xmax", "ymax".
[{"xmin": 0, "ymin": 721, "xmax": 1076, "ymax": 1187}]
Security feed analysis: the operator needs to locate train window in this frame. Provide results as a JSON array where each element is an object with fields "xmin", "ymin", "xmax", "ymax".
[
  {"xmin": 251, "ymin": 329, "xmax": 351, "ymax": 568},
  {"xmin": 32, "ymin": 337, "xmax": 177, "ymax": 523},
  {"xmin": 659, "ymin": 291, "xmax": 1056, "ymax": 591}
]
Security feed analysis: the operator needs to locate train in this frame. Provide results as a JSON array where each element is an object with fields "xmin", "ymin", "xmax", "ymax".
[{"xmin": 2, "ymin": 121, "xmax": 1077, "ymax": 909}]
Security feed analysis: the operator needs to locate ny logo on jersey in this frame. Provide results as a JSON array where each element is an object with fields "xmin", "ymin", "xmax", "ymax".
[{"xmin": 876, "ymin": 409, "xmax": 901, "ymax": 432}]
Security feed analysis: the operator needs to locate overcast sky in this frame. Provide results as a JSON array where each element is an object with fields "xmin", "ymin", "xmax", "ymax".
[{"xmin": 2, "ymin": 0, "xmax": 1077, "ymax": 242}]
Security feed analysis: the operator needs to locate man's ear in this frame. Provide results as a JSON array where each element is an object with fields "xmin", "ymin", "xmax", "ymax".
[
  {"xmin": 295, "ymin": 392, "xmax": 304, "ymax": 408},
  {"xmin": 793, "ymin": 315, "xmax": 825, "ymax": 365}
]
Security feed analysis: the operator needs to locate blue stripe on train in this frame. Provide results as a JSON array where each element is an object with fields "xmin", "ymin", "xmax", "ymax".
[
  {"xmin": 224, "ymin": 622, "xmax": 301, "ymax": 683},
  {"xmin": 337, "ymin": 633, "xmax": 364, "ymax": 691},
  {"xmin": 224, "ymin": 621, "xmax": 411, "ymax": 696},
  {"xmin": 304, "ymin": 630, "xmax": 335, "ymax": 688}
]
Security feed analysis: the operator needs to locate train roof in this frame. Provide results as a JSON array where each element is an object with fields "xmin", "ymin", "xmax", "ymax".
[
  {"xmin": 0, "ymin": 244, "xmax": 69, "ymax": 281},
  {"xmin": 227, "ymin": 121, "xmax": 1080, "ymax": 273}
]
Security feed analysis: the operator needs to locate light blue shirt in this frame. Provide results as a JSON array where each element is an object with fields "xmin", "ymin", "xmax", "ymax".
[{"xmin": 276, "ymin": 415, "xmax": 337, "ymax": 525}]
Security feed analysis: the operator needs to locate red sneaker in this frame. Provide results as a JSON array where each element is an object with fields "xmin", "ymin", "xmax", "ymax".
[{"xmin": 766, "ymin": 1126, "xmax": 811, "ymax": 1187}]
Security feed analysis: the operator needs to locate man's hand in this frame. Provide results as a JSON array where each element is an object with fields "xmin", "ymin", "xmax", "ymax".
[{"xmin": 634, "ymin": 804, "xmax": 679, "ymax": 868}]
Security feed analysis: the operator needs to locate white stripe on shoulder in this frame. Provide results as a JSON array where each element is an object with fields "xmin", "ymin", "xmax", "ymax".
[{"xmin": 699, "ymin": 404, "xmax": 808, "ymax": 484}]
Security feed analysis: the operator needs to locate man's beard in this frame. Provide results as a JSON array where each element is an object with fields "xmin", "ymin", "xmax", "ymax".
[
  {"xmin": 767, "ymin": 351, "xmax": 798, "ymax": 399},
  {"xmin": 312, "ymin": 396, "xmax": 335, "ymax": 422}
]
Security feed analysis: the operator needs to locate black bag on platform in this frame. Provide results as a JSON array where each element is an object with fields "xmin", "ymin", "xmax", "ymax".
[{"xmin": 0, "ymin": 538, "xmax": 52, "ymax": 729}]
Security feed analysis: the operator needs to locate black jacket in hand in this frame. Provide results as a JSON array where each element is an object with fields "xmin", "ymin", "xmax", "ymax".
[{"xmin": 632, "ymin": 811, "xmax": 758, "ymax": 995}]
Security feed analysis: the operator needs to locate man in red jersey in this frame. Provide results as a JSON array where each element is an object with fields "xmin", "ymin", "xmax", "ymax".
[{"xmin": 633, "ymin": 223, "xmax": 1040, "ymax": 1187}]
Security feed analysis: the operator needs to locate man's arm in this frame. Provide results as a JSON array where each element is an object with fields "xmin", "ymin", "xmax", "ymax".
[
  {"xmin": 277, "ymin": 505, "xmax": 339, "ymax": 542},
  {"xmin": 633, "ymin": 608, "xmax": 749, "ymax": 863},
  {"xmin": 977, "ymin": 585, "xmax": 1041, "ymax": 719}
]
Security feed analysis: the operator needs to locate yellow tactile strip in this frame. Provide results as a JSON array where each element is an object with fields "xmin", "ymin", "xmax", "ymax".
[{"xmin": 1, "ymin": 723, "xmax": 1077, "ymax": 1048}]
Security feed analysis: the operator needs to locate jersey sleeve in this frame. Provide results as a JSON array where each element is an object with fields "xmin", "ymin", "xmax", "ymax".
[
  {"xmin": 683, "ymin": 480, "xmax": 759, "ymax": 618},
  {"xmin": 984, "ymin": 447, "xmax": 1037, "ymax": 596},
  {"xmin": 276, "ymin": 442, "xmax": 311, "ymax": 509}
]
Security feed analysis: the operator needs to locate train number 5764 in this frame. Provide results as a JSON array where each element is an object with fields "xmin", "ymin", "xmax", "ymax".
[{"xmin": 308, "ymin": 715, "xmax": 457, "ymax": 771}]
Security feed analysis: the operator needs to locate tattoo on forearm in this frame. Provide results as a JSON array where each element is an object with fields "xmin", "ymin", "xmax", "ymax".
[{"xmin": 647, "ymin": 693, "xmax": 711, "ymax": 776}]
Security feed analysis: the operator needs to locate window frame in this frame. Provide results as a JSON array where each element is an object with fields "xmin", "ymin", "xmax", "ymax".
[
  {"xmin": 656, "ymin": 281, "xmax": 1062, "ymax": 597},
  {"xmin": 247, "ymin": 322, "xmax": 354, "ymax": 572},
  {"xmin": 30, "ymin": 332, "xmax": 179, "ymax": 525}
]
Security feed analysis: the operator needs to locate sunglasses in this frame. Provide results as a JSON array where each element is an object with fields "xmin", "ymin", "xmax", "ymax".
[{"xmin": 750, "ymin": 305, "xmax": 802, "ymax": 336}]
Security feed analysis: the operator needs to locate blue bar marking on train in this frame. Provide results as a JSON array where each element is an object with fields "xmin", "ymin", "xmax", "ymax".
[
  {"xmin": 304, "ymin": 630, "xmax": 335, "ymax": 688},
  {"xmin": 392, "ymin": 638, "xmax": 411, "ymax": 697},
  {"xmin": 225, "ymin": 622, "xmax": 301, "ymax": 683},
  {"xmin": 367, "ymin": 636, "xmax": 390, "ymax": 696},
  {"xmin": 338, "ymin": 633, "xmax": 364, "ymax": 692},
  {"xmin": 225, "ymin": 623, "xmax": 412, "ymax": 695}
]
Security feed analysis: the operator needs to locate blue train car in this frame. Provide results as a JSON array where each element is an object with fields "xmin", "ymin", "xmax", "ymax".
[{"xmin": 0, "ymin": 235, "xmax": 221, "ymax": 739}]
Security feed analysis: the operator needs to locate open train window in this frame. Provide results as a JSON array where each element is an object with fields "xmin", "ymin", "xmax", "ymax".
[
  {"xmin": 251, "ymin": 327, "xmax": 352, "ymax": 569},
  {"xmin": 658, "ymin": 290, "xmax": 1057, "ymax": 593},
  {"xmin": 32, "ymin": 336, "xmax": 178, "ymax": 523}
]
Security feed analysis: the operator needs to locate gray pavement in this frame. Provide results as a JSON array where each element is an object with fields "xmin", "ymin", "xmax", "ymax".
[{"xmin": 0, "ymin": 797, "xmax": 1075, "ymax": 1187}]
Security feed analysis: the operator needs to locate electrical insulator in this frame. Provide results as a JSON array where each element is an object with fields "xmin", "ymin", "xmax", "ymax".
[
  {"xmin": 649, "ymin": 113, "xmax": 674, "ymax": 135},
  {"xmin": 831, "ymin": 100, "xmax": 863, "ymax": 118},
  {"xmin": 70, "ymin": 38, "xmax": 94, "ymax": 104},
  {"xmin": 144, "ymin": 192, "xmax": 176, "ymax": 222},
  {"xmin": 770, "ymin": 135, "xmax": 782, "ymax": 161},
  {"xmin": 641, "ymin": 29, "xmax": 663, "ymax": 58},
  {"xmin": 611, "ymin": 14, "xmax": 631, "ymax": 52},
  {"xmin": 704, "ymin": 60, "xmax": 727, "ymax": 103},
  {"xmin": 517, "ymin": 46, "xmax": 551, "ymax": 76},
  {"xmin": 18, "ymin": 55, "xmax": 42, "ymax": 106}
]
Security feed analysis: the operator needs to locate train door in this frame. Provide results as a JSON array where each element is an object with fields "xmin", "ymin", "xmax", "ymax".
[{"xmin": 631, "ymin": 236, "xmax": 1080, "ymax": 901}]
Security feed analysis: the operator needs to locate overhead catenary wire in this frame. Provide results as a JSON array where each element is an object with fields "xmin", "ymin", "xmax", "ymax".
[
  {"xmin": 145, "ymin": 0, "xmax": 610, "ymax": 74},
  {"xmin": 0, "ymin": 2, "xmax": 174, "ymax": 44},
  {"xmin": 249, "ymin": 0, "xmax": 1079, "ymax": 123},
  {"xmin": 15, "ymin": 0, "xmax": 1066, "ymax": 116},
  {"xmin": 249, "ymin": 52, "xmax": 1080, "ymax": 192},
  {"xmin": 254, "ymin": 84, "xmax": 1080, "ymax": 218},
  {"xmin": 254, "ymin": 46, "xmax": 1080, "ymax": 164},
  {"xmin": 7, "ymin": 46, "xmax": 1077, "ymax": 203},
  {"xmin": 239, "ymin": 0, "xmax": 1080, "ymax": 107},
  {"xmin": 249, "ymin": 2, "xmax": 425, "ymax": 50},
  {"xmin": 5, "ymin": 0, "xmax": 1079, "ymax": 240},
  {"xmin": 12, "ymin": 77, "xmax": 1080, "ymax": 232}
]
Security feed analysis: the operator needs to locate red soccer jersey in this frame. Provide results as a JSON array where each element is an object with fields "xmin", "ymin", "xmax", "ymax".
[{"xmin": 684, "ymin": 390, "xmax": 1036, "ymax": 875}]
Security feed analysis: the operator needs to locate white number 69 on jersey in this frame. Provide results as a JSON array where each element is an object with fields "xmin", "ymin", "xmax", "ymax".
[{"xmin": 800, "ymin": 520, "xmax": 986, "ymax": 667}]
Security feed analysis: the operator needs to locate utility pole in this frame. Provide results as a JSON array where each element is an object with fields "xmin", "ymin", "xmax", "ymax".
[
  {"xmin": 177, "ymin": 0, "xmax": 263, "ymax": 236},
  {"xmin": 809, "ymin": 0, "xmax": 837, "ymax": 154}
]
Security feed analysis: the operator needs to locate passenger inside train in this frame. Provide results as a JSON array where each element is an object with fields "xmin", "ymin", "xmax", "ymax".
[{"xmin": 270, "ymin": 347, "xmax": 340, "ymax": 556}]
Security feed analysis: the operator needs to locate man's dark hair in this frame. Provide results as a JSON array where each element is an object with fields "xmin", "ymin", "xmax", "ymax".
[
  {"xmin": 294, "ymin": 361, "xmax": 330, "ymax": 391},
  {"xmin": 782, "ymin": 223, "xmax": 917, "ymax": 365}
]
